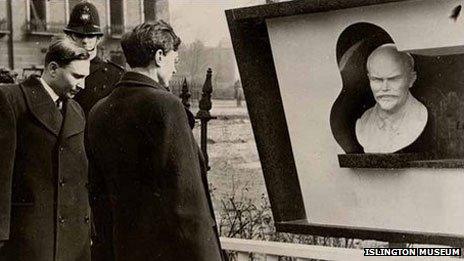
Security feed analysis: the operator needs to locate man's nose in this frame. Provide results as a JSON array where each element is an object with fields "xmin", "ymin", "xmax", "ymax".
[
  {"xmin": 81, "ymin": 37, "xmax": 91, "ymax": 43},
  {"xmin": 76, "ymin": 82, "xmax": 85, "ymax": 90}
]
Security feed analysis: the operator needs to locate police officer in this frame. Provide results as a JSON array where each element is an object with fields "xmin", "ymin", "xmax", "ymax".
[
  {"xmin": 64, "ymin": 1, "xmax": 124, "ymax": 117},
  {"xmin": 64, "ymin": 2, "xmax": 123, "ymax": 260}
]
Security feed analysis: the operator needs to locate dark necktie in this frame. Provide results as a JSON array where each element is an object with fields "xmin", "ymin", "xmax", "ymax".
[{"xmin": 56, "ymin": 98, "xmax": 66, "ymax": 116}]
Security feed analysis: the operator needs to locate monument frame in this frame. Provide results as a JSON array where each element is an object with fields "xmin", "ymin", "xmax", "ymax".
[{"xmin": 226, "ymin": 0, "xmax": 464, "ymax": 246}]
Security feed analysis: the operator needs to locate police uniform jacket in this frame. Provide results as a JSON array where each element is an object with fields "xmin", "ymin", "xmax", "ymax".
[
  {"xmin": 87, "ymin": 72, "xmax": 223, "ymax": 261},
  {"xmin": 74, "ymin": 56, "xmax": 124, "ymax": 117},
  {"xmin": 73, "ymin": 56, "xmax": 123, "ymax": 261},
  {"xmin": 0, "ymin": 76, "xmax": 90, "ymax": 261}
]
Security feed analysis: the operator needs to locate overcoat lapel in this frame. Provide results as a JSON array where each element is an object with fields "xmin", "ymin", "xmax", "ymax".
[
  {"xmin": 89, "ymin": 56, "xmax": 104, "ymax": 76},
  {"xmin": 60, "ymin": 99, "xmax": 85, "ymax": 139},
  {"xmin": 20, "ymin": 76, "xmax": 62, "ymax": 136}
]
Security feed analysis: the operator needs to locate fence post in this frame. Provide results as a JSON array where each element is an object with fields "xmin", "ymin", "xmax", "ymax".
[
  {"xmin": 179, "ymin": 77, "xmax": 191, "ymax": 109},
  {"xmin": 196, "ymin": 68, "xmax": 217, "ymax": 170},
  {"xmin": 265, "ymin": 254, "xmax": 279, "ymax": 261},
  {"xmin": 236, "ymin": 252, "xmax": 249, "ymax": 261}
]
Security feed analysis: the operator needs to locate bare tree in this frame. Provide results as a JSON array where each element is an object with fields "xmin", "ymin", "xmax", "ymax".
[{"xmin": 178, "ymin": 39, "xmax": 208, "ymax": 84}]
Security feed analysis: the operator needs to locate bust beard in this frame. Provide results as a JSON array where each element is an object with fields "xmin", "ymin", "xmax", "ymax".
[{"xmin": 355, "ymin": 92, "xmax": 428, "ymax": 153}]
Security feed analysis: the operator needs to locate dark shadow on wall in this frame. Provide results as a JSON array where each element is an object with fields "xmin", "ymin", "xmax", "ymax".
[
  {"xmin": 330, "ymin": 23, "xmax": 393, "ymax": 154},
  {"xmin": 414, "ymin": 54, "xmax": 464, "ymax": 158}
]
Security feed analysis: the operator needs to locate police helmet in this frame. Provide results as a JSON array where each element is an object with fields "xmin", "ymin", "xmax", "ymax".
[{"xmin": 63, "ymin": 1, "xmax": 103, "ymax": 36}]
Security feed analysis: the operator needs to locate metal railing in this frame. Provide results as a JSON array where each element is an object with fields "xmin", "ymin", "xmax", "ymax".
[
  {"xmin": 26, "ymin": 20, "xmax": 65, "ymax": 35},
  {"xmin": 177, "ymin": 69, "xmax": 216, "ymax": 170},
  {"xmin": 24, "ymin": 21, "xmax": 134, "ymax": 37}
]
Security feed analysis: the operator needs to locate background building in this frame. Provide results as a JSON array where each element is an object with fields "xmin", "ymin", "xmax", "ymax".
[
  {"xmin": 0, "ymin": 0, "xmax": 260, "ymax": 99},
  {"xmin": 0, "ymin": 0, "xmax": 169, "ymax": 76}
]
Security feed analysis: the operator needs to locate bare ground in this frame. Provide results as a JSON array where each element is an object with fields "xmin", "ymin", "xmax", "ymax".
[
  {"xmin": 191, "ymin": 100, "xmax": 267, "ymax": 209},
  {"xmin": 190, "ymin": 100, "xmax": 386, "ymax": 249}
]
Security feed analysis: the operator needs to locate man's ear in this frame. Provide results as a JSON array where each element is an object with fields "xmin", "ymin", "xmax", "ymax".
[
  {"xmin": 154, "ymin": 49, "xmax": 164, "ymax": 67},
  {"xmin": 409, "ymin": 70, "xmax": 417, "ymax": 88},
  {"xmin": 47, "ymin": 62, "xmax": 60, "ymax": 77},
  {"xmin": 96, "ymin": 36, "xmax": 103, "ymax": 46}
]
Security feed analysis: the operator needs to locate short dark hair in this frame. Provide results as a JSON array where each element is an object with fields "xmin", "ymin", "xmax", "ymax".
[
  {"xmin": 45, "ymin": 36, "xmax": 90, "ymax": 67},
  {"xmin": 121, "ymin": 20, "xmax": 181, "ymax": 68}
]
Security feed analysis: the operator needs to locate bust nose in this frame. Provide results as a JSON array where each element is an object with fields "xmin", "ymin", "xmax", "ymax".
[{"xmin": 381, "ymin": 79, "xmax": 390, "ymax": 91}]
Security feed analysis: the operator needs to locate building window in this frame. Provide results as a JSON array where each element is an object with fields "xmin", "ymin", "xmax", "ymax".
[
  {"xmin": 29, "ymin": 0, "xmax": 47, "ymax": 32},
  {"xmin": 143, "ymin": 0, "xmax": 156, "ymax": 22},
  {"xmin": 0, "ymin": 18, "xmax": 7, "ymax": 33},
  {"xmin": 0, "ymin": 0, "xmax": 8, "ymax": 33},
  {"xmin": 68, "ymin": 0, "xmax": 81, "ymax": 13},
  {"xmin": 110, "ymin": 0, "xmax": 124, "ymax": 35}
]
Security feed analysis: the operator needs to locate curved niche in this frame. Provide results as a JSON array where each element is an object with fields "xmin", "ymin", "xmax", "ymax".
[{"xmin": 331, "ymin": 22, "xmax": 464, "ymax": 168}]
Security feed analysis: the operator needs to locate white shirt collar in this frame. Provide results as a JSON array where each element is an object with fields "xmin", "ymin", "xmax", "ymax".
[{"xmin": 39, "ymin": 77, "xmax": 59, "ymax": 103}]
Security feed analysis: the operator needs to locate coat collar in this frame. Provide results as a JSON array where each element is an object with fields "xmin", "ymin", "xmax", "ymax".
[
  {"xmin": 116, "ymin": 71, "xmax": 168, "ymax": 91},
  {"xmin": 91, "ymin": 56, "xmax": 103, "ymax": 65},
  {"xmin": 89, "ymin": 56, "xmax": 104, "ymax": 75},
  {"xmin": 60, "ymin": 99, "xmax": 85, "ymax": 138},
  {"xmin": 20, "ymin": 76, "xmax": 84, "ymax": 138}
]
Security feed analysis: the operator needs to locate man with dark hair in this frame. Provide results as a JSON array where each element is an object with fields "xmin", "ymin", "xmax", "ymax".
[
  {"xmin": 87, "ymin": 21, "xmax": 223, "ymax": 260},
  {"xmin": 0, "ymin": 36, "xmax": 91, "ymax": 261},
  {"xmin": 64, "ymin": 1, "xmax": 124, "ymax": 117}
]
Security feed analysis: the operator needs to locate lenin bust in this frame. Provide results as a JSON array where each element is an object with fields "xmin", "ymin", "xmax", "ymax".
[{"xmin": 355, "ymin": 44, "xmax": 428, "ymax": 153}]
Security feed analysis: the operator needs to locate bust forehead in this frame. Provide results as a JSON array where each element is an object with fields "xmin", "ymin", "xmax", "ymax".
[{"xmin": 367, "ymin": 44, "xmax": 412, "ymax": 75}]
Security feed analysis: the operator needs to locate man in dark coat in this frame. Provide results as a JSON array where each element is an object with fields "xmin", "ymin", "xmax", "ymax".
[
  {"xmin": 87, "ymin": 21, "xmax": 223, "ymax": 261},
  {"xmin": 0, "ymin": 37, "xmax": 91, "ymax": 261},
  {"xmin": 64, "ymin": 1, "xmax": 124, "ymax": 117}
]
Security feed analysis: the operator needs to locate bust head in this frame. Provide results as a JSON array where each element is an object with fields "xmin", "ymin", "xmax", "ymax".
[
  {"xmin": 366, "ymin": 44, "xmax": 417, "ymax": 115},
  {"xmin": 356, "ymin": 44, "xmax": 428, "ymax": 153}
]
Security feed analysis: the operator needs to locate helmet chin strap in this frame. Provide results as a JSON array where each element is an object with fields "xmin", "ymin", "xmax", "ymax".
[{"xmin": 88, "ymin": 47, "xmax": 98, "ymax": 60}]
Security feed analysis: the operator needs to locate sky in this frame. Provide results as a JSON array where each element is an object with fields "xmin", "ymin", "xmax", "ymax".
[{"xmin": 169, "ymin": 0, "xmax": 267, "ymax": 47}]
